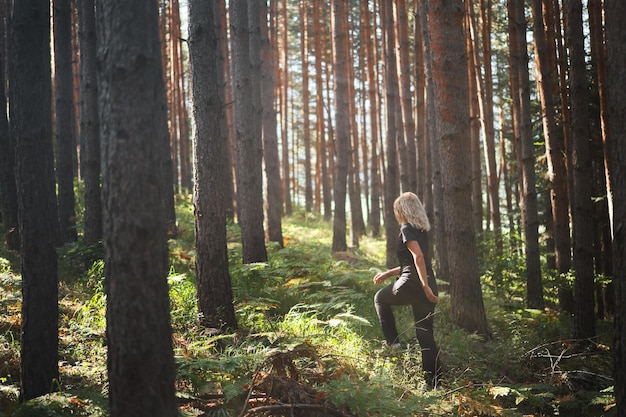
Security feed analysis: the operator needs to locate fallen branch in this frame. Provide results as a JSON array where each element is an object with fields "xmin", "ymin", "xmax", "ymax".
[{"xmin": 243, "ymin": 402, "xmax": 347, "ymax": 417}]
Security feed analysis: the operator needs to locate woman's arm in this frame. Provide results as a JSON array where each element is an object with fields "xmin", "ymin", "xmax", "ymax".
[
  {"xmin": 373, "ymin": 266, "xmax": 401, "ymax": 284},
  {"xmin": 406, "ymin": 240, "xmax": 439, "ymax": 303}
]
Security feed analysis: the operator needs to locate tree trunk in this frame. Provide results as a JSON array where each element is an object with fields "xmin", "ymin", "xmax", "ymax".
[
  {"xmin": 532, "ymin": 0, "xmax": 571, "ymax": 275},
  {"xmin": 0, "ymin": 0, "xmax": 19, "ymax": 251},
  {"xmin": 313, "ymin": 0, "xmax": 331, "ymax": 220},
  {"xmin": 564, "ymin": 0, "xmax": 596, "ymax": 341},
  {"xmin": 330, "ymin": 0, "xmax": 350, "ymax": 253},
  {"xmin": 11, "ymin": 0, "xmax": 60, "ymax": 400},
  {"xmin": 231, "ymin": 0, "xmax": 267, "ymax": 263},
  {"xmin": 361, "ymin": 0, "xmax": 381, "ymax": 238},
  {"xmin": 395, "ymin": 0, "xmax": 417, "ymax": 194},
  {"xmin": 280, "ymin": 0, "xmax": 292, "ymax": 215},
  {"xmin": 508, "ymin": 0, "xmax": 544, "ymax": 310},
  {"xmin": 301, "ymin": 0, "xmax": 313, "ymax": 212},
  {"xmin": 54, "ymin": 0, "xmax": 78, "ymax": 244},
  {"xmin": 347, "ymin": 12, "xmax": 365, "ymax": 246},
  {"xmin": 97, "ymin": 0, "xmax": 177, "ymax": 415},
  {"xmin": 419, "ymin": 0, "xmax": 448, "ymax": 281},
  {"xmin": 77, "ymin": 0, "xmax": 102, "ymax": 245},
  {"xmin": 588, "ymin": 0, "xmax": 614, "ymax": 318},
  {"xmin": 381, "ymin": 0, "xmax": 400, "ymax": 267},
  {"xmin": 426, "ymin": 0, "xmax": 489, "ymax": 336},
  {"xmin": 604, "ymin": 0, "xmax": 626, "ymax": 412},
  {"xmin": 465, "ymin": 1, "xmax": 484, "ymax": 235},
  {"xmin": 262, "ymin": 0, "xmax": 284, "ymax": 247},
  {"xmin": 189, "ymin": 0, "xmax": 237, "ymax": 331},
  {"xmin": 217, "ymin": 0, "xmax": 235, "ymax": 220}
]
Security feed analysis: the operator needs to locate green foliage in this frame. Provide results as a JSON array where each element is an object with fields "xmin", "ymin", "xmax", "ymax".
[
  {"xmin": 12, "ymin": 393, "xmax": 105, "ymax": 417},
  {"xmin": 0, "ymin": 197, "xmax": 617, "ymax": 417}
]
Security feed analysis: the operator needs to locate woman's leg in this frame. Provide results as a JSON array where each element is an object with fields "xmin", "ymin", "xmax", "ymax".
[
  {"xmin": 411, "ymin": 303, "xmax": 441, "ymax": 387},
  {"xmin": 374, "ymin": 284, "xmax": 400, "ymax": 344}
]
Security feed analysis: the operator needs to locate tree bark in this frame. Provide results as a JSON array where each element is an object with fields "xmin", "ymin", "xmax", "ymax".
[
  {"xmin": 301, "ymin": 0, "xmax": 313, "ymax": 213},
  {"xmin": 97, "ymin": 0, "xmax": 177, "ymax": 414},
  {"xmin": 381, "ymin": 0, "xmax": 400, "ymax": 266},
  {"xmin": 604, "ymin": 0, "xmax": 626, "ymax": 412},
  {"xmin": 330, "ymin": 0, "xmax": 350, "ymax": 253},
  {"xmin": 508, "ymin": 0, "xmax": 544, "ymax": 310},
  {"xmin": 426, "ymin": 0, "xmax": 489, "ymax": 336},
  {"xmin": 532, "ymin": 0, "xmax": 571, "ymax": 277},
  {"xmin": 231, "ymin": 0, "xmax": 267, "ymax": 263},
  {"xmin": 465, "ymin": 0, "xmax": 484, "ymax": 235},
  {"xmin": 11, "ymin": 0, "xmax": 60, "ymax": 400},
  {"xmin": 54, "ymin": 0, "xmax": 78, "ymax": 244},
  {"xmin": 564, "ymin": 0, "xmax": 596, "ymax": 341},
  {"xmin": 0, "ymin": 0, "xmax": 19, "ymax": 251},
  {"xmin": 361, "ymin": 0, "xmax": 381, "ymax": 238},
  {"xmin": 280, "ymin": 0, "xmax": 292, "ymax": 215},
  {"xmin": 77, "ymin": 0, "xmax": 102, "ymax": 245},
  {"xmin": 216, "ymin": 0, "xmax": 235, "ymax": 220},
  {"xmin": 395, "ymin": 0, "xmax": 417, "ymax": 194},
  {"xmin": 189, "ymin": 0, "xmax": 237, "ymax": 331},
  {"xmin": 262, "ymin": 0, "xmax": 284, "ymax": 247},
  {"xmin": 314, "ymin": 0, "xmax": 332, "ymax": 221}
]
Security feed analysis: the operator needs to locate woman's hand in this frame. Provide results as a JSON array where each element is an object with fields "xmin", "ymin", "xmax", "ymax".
[
  {"xmin": 373, "ymin": 271, "xmax": 389, "ymax": 285},
  {"xmin": 373, "ymin": 267, "xmax": 401, "ymax": 285},
  {"xmin": 423, "ymin": 285, "xmax": 439, "ymax": 303}
]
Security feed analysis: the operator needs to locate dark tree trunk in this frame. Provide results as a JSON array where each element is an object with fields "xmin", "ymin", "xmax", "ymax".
[
  {"xmin": 426, "ymin": 0, "xmax": 489, "ymax": 336},
  {"xmin": 96, "ymin": 0, "xmax": 177, "ymax": 415},
  {"xmin": 361, "ymin": 0, "xmax": 381, "ymax": 238},
  {"xmin": 231, "ymin": 0, "xmax": 267, "ymax": 263},
  {"xmin": 54, "ymin": 0, "xmax": 78, "ymax": 243},
  {"xmin": 78, "ymin": 0, "xmax": 102, "ymax": 244},
  {"xmin": 381, "ymin": 0, "xmax": 400, "ymax": 266},
  {"xmin": 565, "ymin": 0, "xmax": 596, "ymax": 341},
  {"xmin": 330, "ymin": 0, "xmax": 350, "ymax": 253},
  {"xmin": 301, "ymin": 0, "xmax": 313, "ymax": 212},
  {"xmin": 261, "ymin": 0, "xmax": 284, "ymax": 247},
  {"xmin": 10, "ymin": 0, "xmax": 60, "ymax": 400},
  {"xmin": 0, "ymin": 0, "xmax": 18, "ymax": 251},
  {"xmin": 188, "ymin": 0, "xmax": 237, "ymax": 331},
  {"xmin": 508, "ymin": 0, "xmax": 544, "ymax": 310},
  {"xmin": 280, "ymin": 0, "xmax": 292, "ymax": 216},
  {"xmin": 605, "ymin": 0, "xmax": 626, "ymax": 412},
  {"xmin": 216, "ymin": 0, "xmax": 235, "ymax": 220},
  {"xmin": 77, "ymin": 0, "xmax": 102, "ymax": 245},
  {"xmin": 532, "ymin": 0, "xmax": 571, "ymax": 287}
]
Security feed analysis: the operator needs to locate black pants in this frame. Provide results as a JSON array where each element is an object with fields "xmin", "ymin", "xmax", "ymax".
[{"xmin": 374, "ymin": 281, "xmax": 441, "ymax": 386}]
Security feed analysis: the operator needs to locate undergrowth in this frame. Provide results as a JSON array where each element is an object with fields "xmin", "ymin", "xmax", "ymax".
[{"xmin": 0, "ymin": 201, "xmax": 616, "ymax": 416}]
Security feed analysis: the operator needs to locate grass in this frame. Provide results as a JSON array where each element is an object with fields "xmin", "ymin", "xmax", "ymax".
[{"xmin": 0, "ymin": 200, "xmax": 617, "ymax": 416}]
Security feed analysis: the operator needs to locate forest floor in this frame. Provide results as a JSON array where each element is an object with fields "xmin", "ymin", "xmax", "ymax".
[{"xmin": 0, "ymin": 198, "xmax": 617, "ymax": 416}]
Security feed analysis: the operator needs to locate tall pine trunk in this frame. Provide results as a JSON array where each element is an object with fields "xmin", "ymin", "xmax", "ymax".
[
  {"xmin": 0, "ymin": 0, "xmax": 19, "ymax": 251},
  {"xmin": 605, "ymin": 0, "xmax": 626, "ymax": 412},
  {"xmin": 77, "ymin": 0, "xmax": 102, "ymax": 245},
  {"xmin": 508, "ymin": 0, "xmax": 544, "ymax": 310},
  {"xmin": 362, "ymin": 0, "xmax": 381, "ymax": 237},
  {"xmin": 54, "ymin": 0, "xmax": 77, "ymax": 244},
  {"xmin": 426, "ymin": 0, "xmax": 489, "ymax": 336},
  {"xmin": 231, "ymin": 0, "xmax": 267, "ymax": 263},
  {"xmin": 565, "ymin": 0, "xmax": 596, "ymax": 341},
  {"xmin": 381, "ymin": 0, "xmax": 400, "ymax": 266},
  {"xmin": 189, "ymin": 0, "xmax": 237, "ymax": 331},
  {"xmin": 11, "ymin": 0, "xmax": 60, "ymax": 400},
  {"xmin": 262, "ymin": 0, "xmax": 284, "ymax": 247},
  {"xmin": 97, "ymin": 0, "xmax": 177, "ymax": 414},
  {"xmin": 330, "ymin": 0, "xmax": 350, "ymax": 253}
]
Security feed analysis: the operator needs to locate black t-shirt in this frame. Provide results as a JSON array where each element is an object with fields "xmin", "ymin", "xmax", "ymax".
[{"xmin": 396, "ymin": 223, "xmax": 438, "ymax": 298}]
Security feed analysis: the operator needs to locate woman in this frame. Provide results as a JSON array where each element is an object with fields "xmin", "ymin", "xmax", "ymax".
[{"xmin": 373, "ymin": 192, "xmax": 441, "ymax": 388}]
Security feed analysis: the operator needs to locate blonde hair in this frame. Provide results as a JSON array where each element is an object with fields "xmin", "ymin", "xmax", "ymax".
[{"xmin": 393, "ymin": 192, "xmax": 431, "ymax": 231}]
